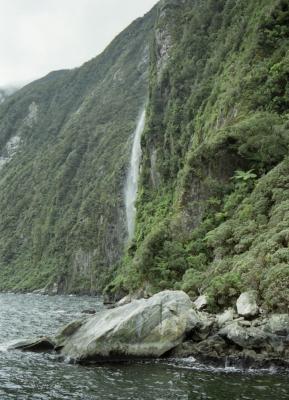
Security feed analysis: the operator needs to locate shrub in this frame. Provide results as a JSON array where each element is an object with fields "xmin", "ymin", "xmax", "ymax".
[{"xmin": 261, "ymin": 263, "xmax": 289, "ymax": 311}]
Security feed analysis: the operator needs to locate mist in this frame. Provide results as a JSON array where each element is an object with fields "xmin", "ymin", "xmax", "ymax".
[{"xmin": 0, "ymin": 0, "xmax": 158, "ymax": 87}]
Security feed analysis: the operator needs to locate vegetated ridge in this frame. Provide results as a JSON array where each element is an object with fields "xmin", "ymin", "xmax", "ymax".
[{"xmin": 0, "ymin": 7, "xmax": 156, "ymax": 293}]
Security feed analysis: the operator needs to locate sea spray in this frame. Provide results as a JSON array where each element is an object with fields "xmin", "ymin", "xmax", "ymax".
[{"xmin": 125, "ymin": 109, "xmax": 146, "ymax": 240}]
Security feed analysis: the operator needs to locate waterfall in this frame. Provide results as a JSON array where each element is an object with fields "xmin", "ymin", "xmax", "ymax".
[{"xmin": 125, "ymin": 109, "xmax": 146, "ymax": 240}]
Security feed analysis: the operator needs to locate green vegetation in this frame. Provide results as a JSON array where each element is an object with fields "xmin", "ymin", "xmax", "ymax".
[
  {"xmin": 0, "ymin": 8, "xmax": 157, "ymax": 293},
  {"xmin": 0, "ymin": 0, "xmax": 289, "ymax": 313},
  {"xmin": 109, "ymin": 0, "xmax": 289, "ymax": 312}
]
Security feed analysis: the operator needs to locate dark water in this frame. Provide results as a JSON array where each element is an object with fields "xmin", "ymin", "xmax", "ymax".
[{"xmin": 1, "ymin": 293, "xmax": 289, "ymax": 400}]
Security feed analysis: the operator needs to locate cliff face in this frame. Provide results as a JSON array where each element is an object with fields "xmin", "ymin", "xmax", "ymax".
[
  {"xmin": 1, "ymin": 0, "xmax": 289, "ymax": 312},
  {"xmin": 111, "ymin": 0, "xmax": 289, "ymax": 312},
  {"xmin": 0, "ymin": 8, "xmax": 156, "ymax": 293}
]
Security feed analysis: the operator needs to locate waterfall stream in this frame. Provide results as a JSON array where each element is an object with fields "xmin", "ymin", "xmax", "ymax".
[{"xmin": 125, "ymin": 109, "xmax": 146, "ymax": 240}]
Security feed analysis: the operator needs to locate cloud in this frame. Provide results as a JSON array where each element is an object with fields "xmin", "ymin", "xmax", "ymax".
[{"xmin": 0, "ymin": 0, "xmax": 159, "ymax": 86}]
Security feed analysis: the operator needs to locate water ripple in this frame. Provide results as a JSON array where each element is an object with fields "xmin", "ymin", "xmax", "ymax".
[{"xmin": 0, "ymin": 293, "xmax": 289, "ymax": 400}]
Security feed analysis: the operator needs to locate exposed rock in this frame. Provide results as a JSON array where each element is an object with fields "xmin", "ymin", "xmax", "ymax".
[
  {"xmin": 265, "ymin": 314, "xmax": 289, "ymax": 336},
  {"xmin": 52, "ymin": 283, "xmax": 60, "ymax": 295},
  {"xmin": 9, "ymin": 337, "xmax": 55, "ymax": 352},
  {"xmin": 81, "ymin": 309, "xmax": 96, "ymax": 315},
  {"xmin": 55, "ymin": 290, "xmax": 200, "ymax": 362},
  {"xmin": 190, "ymin": 312, "xmax": 215, "ymax": 341},
  {"xmin": 194, "ymin": 295, "xmax": 208, "ymax": 311},
  {"xmin": 236, "ymin": 291, "xmax": 259, "ymax": 318},
  {"xmin": 103, "ymin": 288, "xmax": 128, "ymax": 305},
  {"xmin": 171, "ymin": 335, "xmax": 229, "ymax": 359},
  {"xmin": 239, "ymin": 320, "xmax": 252, "ymax": 327},
  {"xmin": 219, "ymin": 322, "xmax": 268, "ymax": 349},
  {"xmin": 116, "ymin": 288, "xmax": 150, "ymax": 307},
  {"xmin": 57, "ymin": 320, "xmax": 85, "ymax": 339},
  {"xmin": 32, "ymin": 287, "xmax": 47, "ymax": 295},
  {"xmin": 117, "ymin": 295, "xmax": 132, "ymax": 307},
  {"xmin": 8, "ymin": 288, "xmax": 289, "ymax": 369},
  {"xmin": 216, "ymin": 308, "xmax": 235, "ymax": 327}
]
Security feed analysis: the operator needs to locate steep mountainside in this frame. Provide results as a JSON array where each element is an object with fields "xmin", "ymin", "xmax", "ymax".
[
  {"xmin": 110, "ymin": 0, "xmax": 289, "ymax": 312},
  {"xmin": 0, "ymin": 8, "xmax": 156, "ymax": 293},
  {"xmin": 0, "ymin": 87, "xmax": 18, "ymax": 104},
  {"xmin": 1, "ymin": 0, "xmax": 289, "ymax": 313}
]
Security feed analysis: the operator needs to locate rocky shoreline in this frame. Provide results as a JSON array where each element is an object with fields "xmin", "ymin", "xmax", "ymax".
[{"xmin": 9, "ymin": 290, "xmax": 289, "ymax": 370}]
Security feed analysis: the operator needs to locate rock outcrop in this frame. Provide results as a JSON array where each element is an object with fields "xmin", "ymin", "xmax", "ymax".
[
  {"xmin": 55, "ymin": 290, "xmax": 200, "ymax": 362},
  {"xmin": 8, "ymin": 337, "xmax": 55, "ymax": 352},
  {"xmin": 9, "ymin": 290, "xmax": 289, "ymax": 369},
  {"xmin": 236, "ymin": 291, "xmax": 259, "ymax": 318},
  {"xmin": 172, "ymin": 293, "xmax": 289, "ymax": 368}
]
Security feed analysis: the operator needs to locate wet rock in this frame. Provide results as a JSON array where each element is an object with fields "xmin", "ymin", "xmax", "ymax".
[
  {"xmin": 56, "ymin": 320, "xmax": 85, "ymax": 342},
  {"xmin": 81, "ymin": 309, "xmax": 96, "ymax": 315},
  {"xmin": 56, "ymin": 290, "xmax": 200, "ymax": 362},
  {"xmin": 9, "ymin": 337, "xmax": 55, "ymax": 352},
  {"xmin": 171, "ymin": 335, "xmax": 228, "ymax": 359},
  {"xmin": 219, "ymin": 322, "xmax": 268, "ymax": 349},
  {"xmin": 236, "ymin": 291, "xmax": 259, "ymax": 318}
]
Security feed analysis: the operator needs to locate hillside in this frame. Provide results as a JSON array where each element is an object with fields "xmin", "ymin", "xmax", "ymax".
[
  {"xmin": 110, "ymin": 0, "xmax": 289, "ymax": 312},
  {"xmin": 0, "ymin": 0, "xmax": 289, "ymax": 313},
  {"xmin": 0, "ymin": 7, "xmax": 156, "ymax": 293}
]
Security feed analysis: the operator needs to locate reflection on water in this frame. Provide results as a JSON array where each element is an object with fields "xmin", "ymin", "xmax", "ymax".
[{"xmin": 0, "ymin": 293, "xmax": 289, "ymax": 400}]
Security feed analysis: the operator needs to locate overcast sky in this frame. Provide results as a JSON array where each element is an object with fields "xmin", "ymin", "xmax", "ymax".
[{"xmin": 0, "ymin": 0, "xmax": 159, "ymax": 87}]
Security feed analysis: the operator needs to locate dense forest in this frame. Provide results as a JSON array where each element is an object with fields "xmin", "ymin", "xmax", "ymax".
[
  {"xmin": 0, "ymin": 8, "xmax": 156, "ymax": 293},
  {"xmin": 0, "ymin": 0, "xmax": 289, "ymax": 313},
  {"xmin": 110, "ymin": 0, "xmax": 289, "ymax": 312}
]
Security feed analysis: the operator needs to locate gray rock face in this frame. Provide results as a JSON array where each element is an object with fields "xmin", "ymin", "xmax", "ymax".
[
  {"xmin": 194, "ymin": 295, "xmax": 208, "ymax": 311},
  {"xmin": 266, "ymin": 314, "xmax": 289, "ymax": 336},
  {"xmin": 236, "ymin": 291, "xmax": 259, "ymax": 318},
  {"xmin": 56, "ymin": 290, "xmax": 200, "ymax": 362},
  {"xmin": 219, "ymin": 322, "xmax": 268, "ymax": 349},
  {"xmin": 216, "ymin": 308, "xmax": 235, "ymax": 327}
]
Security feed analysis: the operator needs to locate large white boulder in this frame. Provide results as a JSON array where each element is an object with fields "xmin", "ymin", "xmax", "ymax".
[
  {"xmin": 56, "ymin": 290, "xmax": 200, "ymax": 362},
  {"xmin": 236, "ymin": 291, "xmax": 259, "ymax": 318}
]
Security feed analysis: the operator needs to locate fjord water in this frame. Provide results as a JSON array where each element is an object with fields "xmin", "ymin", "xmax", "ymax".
[{"xmin": 0, "ymin": 293, "xmax": 289, "ymax": 400}]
